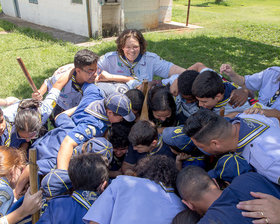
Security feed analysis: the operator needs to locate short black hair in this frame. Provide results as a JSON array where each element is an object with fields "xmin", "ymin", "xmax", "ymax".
[
  {"xmin": 128, "ymin": 120, "xmax": 158, "ymax": 146},
  {"xmin": 74, "ymin": 49, "xmax": 99, "ymax": 69},
  {"xmin": 136, "ymin": 155, "xmax": 177, "ymax": 187},
  {"xmin": 171, "ymin": 209, "xmax": 201, "ymax": 224},
  {"xmin": 0, "ymin": 108, "xmax": 3, "ymax": 117},
  {"xmin": 176, "ymin": 166, "xmax": 214, "ymax": 201},
  {"xmin": 192, "ymin": 70, "xmax": 225, "ymax": 98},
  {"xmin": 183, "ymin": 108, "xmax": 231, "ymax": 144},
  {"xmin": 125, "ymin": 89, "xmax": 144, "ymax": 113},
  {"xmin": 68, "ymin": 153, "xmax": 108, "ymax": 191},
  {"xmin": 109, "ymin": 122, "xmax": 132, "ymax": 149},
  {"xmin": 178, "ymin": 70, "xmax": 199, "ymax": 96}
]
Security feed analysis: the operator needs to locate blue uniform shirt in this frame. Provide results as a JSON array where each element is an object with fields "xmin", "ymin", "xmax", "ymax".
[
  {"xmin": 198, "ymin": 172, "xmax": 280, "ymax": 224},
  {"xmin": 98, "ymin": 51, "xmax": 174, "ymax": 82},
  {"xmin": 0, "ymin": 177, "xmax": 14, "ymax": 217},
  {"xmin": 83, "ymin": 175, "xmax": 185, "ymax": 224},
  {"xmin": 124, "ymin": 136, "xmax": 175, "ymax": 165},
  {"xmin": 245, "ymin": 66, "xmax": 280, "ymax": 110},
  {"xmin": 67, "ymin": 83, "xmax": 107, "ymax": 145},
  {"xmin": 0, "ymin": 121, "xmax": 26, "ymax": 148},
  {"xmin": 37, "ymin": 190, "xmax": 99, "ymax": 224}
]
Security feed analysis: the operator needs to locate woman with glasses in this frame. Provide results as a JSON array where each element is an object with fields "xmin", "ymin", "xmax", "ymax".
[{"xmin": 96, "ymin": 29, "xmax": 186, "ymax": 90}]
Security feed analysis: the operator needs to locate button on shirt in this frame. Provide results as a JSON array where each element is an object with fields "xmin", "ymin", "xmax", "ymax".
[
  {"xmin": 245, "ymin": 66, "xmax": 280, "ymax": 110},
  {"xmin": 98, "ymin": 51, "xmax": 174, "ymax": 82}
]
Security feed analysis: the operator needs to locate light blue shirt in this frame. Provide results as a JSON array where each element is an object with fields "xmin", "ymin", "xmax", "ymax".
[
  {"xmin": 234, "ymin": 113, "xmax": 280, "ymax": 184},
  {"xmin": 245, "ymin": 66, "xmax": 280, "ymax": 110},
  {"xmin": 98, "ymin": 51, "xmax": 174, "ymax": 82},
  {"xmin": 83, "ymin": 176, "xmax": 185, "ymax": 224},
  {"xmin": 0, "ymin": 177, "xmax": 14, "ymax": 217}
]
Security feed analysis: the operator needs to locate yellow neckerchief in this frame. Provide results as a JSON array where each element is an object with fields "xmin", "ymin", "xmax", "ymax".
[
  {"xmin": 71, "ymin": 72, "xmax": 83, "ymax": 95},
  {"xmin": 4, "ymin": 122, "xmax": 12, "ymax": 147}
]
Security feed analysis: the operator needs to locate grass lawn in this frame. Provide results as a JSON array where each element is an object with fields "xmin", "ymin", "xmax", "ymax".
[{"xmin": 0, "ymin": 0, "xmax": 279, "ymax": 98}]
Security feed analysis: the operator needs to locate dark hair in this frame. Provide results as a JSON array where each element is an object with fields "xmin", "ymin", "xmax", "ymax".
[
  {"xmin": 109, "ymin": 122, "xmax": 132, "ymax": 149},
  {"xmin": 15, "ymin": 99, "xmax": 42, "ymax": 133},
  {"xmin": 128, "ymin": 120, "xmax": 158, "ymax": 146},
  {"xmin": 148, "ymin": 86, "xmax": 177, "ymax": 127},
  {"xmin": 192, "ymin": 70, "xmax": 225, "ymax": 98},
  {"xmin": 116, "ymin": 29, "xmax": 147, "ymax": 57},
  {"xmin": 125, "ymin": 89, "xmax": 144, "ymax": 114},
  {"xmin": 178, "ymin": 70, "xmax": 199, "ymax": 96},
  {"xmin": 136, "ymin": 155, "xmax": 177, "ymax": 187},
  {"xmin": 74, "ymin": 49, "xmax": 99, "ymax": 69},
  {"xmin": 176, "ymin": 166, "xmax": 214, "ymax": 201},
  {"xmin": 183, "ymin": 108, "xmax": 231, "ymax": 144},
  {"xmin": 68, "ymin": 153, "xmax": 109, "ymax": 191},
  {"xmin": 0, "ymin": 108, "xmax": 3, "ymax": 117},
  {"xmin": 171, "ymin": 209, "xmax": 201, "ymax": 224}
]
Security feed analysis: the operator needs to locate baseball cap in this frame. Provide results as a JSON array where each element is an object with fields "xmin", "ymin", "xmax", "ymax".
[
  {"xmin": 208, "ymin": 153, "xmax": 253, "ymax": 182},
  {"xmin": 41, "ymin": 169, "xmax": 72, "ymax": 197},
  {"xmin": 162, "ymin": 126, "xmax": 197, "ymax": 153},
  {"xmin": 74, "ymin": 137, "xmax": 113, "ymax": 163},
  {"xmin": 105, "ymin": 92, "xmax": 135, "ymax": 122}
]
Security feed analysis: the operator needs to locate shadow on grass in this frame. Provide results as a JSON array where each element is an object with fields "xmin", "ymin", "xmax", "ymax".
[
  {"xmin": 11, "ymin": 35, "xmax": 280, "ymax": 98},
  {"xmin": 192, "ymin": 1, "xmax": 229, "ymax": 7},
  {"xmin": 0, "ymin": 19, "xmax": 66, "ymax": 44}
]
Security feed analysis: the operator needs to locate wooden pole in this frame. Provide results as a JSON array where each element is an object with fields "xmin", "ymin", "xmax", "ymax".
[
  {"xmin": 29, "ymin": 148, "xmax": 40, "ymax": 223},
  {"xmin": 186, "ymin": 0, "xmax": 191, "ymax": 27},
  {"xmin": 86, "ymin": 0, "xmax": 93, "ymax": 38},
  {"xmin": 139, "ymin": 80, "xmax": 149, "ymax": 121},
  {"xmin": 16, "ymin": 57, "xmax": 38, "ymax": 92}
]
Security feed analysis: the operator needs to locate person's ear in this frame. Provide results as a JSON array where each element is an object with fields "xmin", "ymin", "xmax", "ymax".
[
  {"xmin": 151, "ymin": 139, "xmax": 157, "ymax": 148},
  {"xmin": 212, "ymin": 178, "xmax": 221, "ymax": 190},
  {"xmin": 182, "ymin": 199, "xmax": 194, "ymax": 211},
  {"xmin": 106, "ymin": 109, "xmax": 113, "ymax": 117},
  {"xmin": 210, "ymin": 139, "xmax": 219, "ymax": 149},
  {"xmin": 215, "ymin": 93, "xmax": 223, "ymax": 102},
  {"xmin": 97, "ymin": 180, "xmax": 108, "ymax": 194}
]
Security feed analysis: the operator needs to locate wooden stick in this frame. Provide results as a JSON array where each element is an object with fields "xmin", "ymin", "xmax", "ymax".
[
  {"xmin": 16, "ymin": 57, "xmax": 38, "ymax": 92},
  {"xmin": 219, "ymin": 107, "xmax": 225, "ymax": 117},
  {"xmin": 29, "ymin": 148, "xmax": 40, "ymax": 223},
  {"xmin": 140, "ymin": 80, "xmax": 149, "ymax": 121},
  {"xmin": 186, "ymin": 0, "xmax": 191, "ymax": 26}
]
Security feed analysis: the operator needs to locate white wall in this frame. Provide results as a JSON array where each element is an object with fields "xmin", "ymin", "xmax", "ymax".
[{"xmin": 0, "ymin": 0, "xmax": 17, "ymax": 17}]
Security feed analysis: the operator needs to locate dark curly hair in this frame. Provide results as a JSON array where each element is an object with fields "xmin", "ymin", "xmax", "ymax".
[
  {"xmin": 116, "ymin": 29, "xmax": 147, "ymax": 57},
  {"xmin": 108, "ymin": 122, "xmax": 132, "ymax": 149},
  {"xmin": 136, "ymin": 155, "xmax": 177, "ymax": 188}
]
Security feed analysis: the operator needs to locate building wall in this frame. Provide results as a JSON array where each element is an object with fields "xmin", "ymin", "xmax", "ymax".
[{"xmin": 0, "ymin": 0, "xmax": 173, "ymax": 37}]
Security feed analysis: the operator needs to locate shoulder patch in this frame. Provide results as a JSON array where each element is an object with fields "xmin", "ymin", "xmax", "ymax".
[
  {"xmin": 174, "ymin": 128, "xmax": 183, "ymax": 134},
  {"xmin": 0, "ymin": 190, "xmax": 11, "ymax": 201},
  {"xmin": 88, "ymin": 125, "xmax": 96, "ymax": 136}
]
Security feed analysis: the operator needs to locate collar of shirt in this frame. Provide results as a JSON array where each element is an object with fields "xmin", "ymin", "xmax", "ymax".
[
  {"xmin": 149, "ymin": 135, "xmax": 164, "ymax": 155},
  {"xmin": 215, "ymin": 82, "xmax": 237, "ymax": 108},
  {"xmin": 231, "ymin": 117, "xmax": 270, "ymax": 152},
  {"xmin": 72, "ymin": 190, "xmax": 99, "ymax": 210}
]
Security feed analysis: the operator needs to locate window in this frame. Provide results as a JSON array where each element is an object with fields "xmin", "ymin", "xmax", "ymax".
[
  {"xmin": 29, "ymin": 0, "xmax": 38, "ymax": 4},
  {"xmin": 72, "ymin": 0, "xmax": 83, "ymax": 4}
]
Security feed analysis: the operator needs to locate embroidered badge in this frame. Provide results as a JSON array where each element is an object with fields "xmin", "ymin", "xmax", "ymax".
[
  {"xmin": 174, "ymin": 128, "xmax": 183, "ymax": 134},
  {"xmin": 85, "ymin": 128, "xmax": 91, "ymax": 136},
  {"xmin": 88, "ymin": 125, "xmax": 96, "ymax": 136},
  {"xmin": 51, "ymin": 101, "xmax": 56, "ymax": 108}
]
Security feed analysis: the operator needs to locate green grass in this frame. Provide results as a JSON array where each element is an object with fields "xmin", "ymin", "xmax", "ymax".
[{"xmin": 0, "ymin": 0, "xmax": 279, "ymax": 99}]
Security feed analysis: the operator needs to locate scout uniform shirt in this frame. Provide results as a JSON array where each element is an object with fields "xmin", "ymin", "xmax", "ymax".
[
  {"xmin": 38, "ymin": 190, "xmax": 99, "ymax": 224},
  {"xmin": 232, "ymin": 113, "xmax": 280, "ymax": 184},
  {"xmin": 245, "ymin": 66, "xmax": 280, "ymax": 110},
  {"xmin": 0, "ymin": 177, "xmax": 14, "ymax": 217},
  {"xmin": 0, "ymin": 121, "xmax": 25, "ymax": 148},
  {"xmin": 83, "ymin": 175, "xmax": 185, "ymax": 224}
]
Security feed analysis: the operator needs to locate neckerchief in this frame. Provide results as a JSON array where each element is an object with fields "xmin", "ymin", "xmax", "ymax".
[
  {"xmin": 71, "ymin": 71, "xmax": 83, "ymax": 95},
  {"xmin": 118, "ymin": 54, "xmax": 142, "ymax": 79},
  {"xmin": 158, "ymin": 182, "xmax": 174, "ymax": 193},
  {"xmin": 4, "ymin": 122, "xmax": 12, "ymax": 147},
  {"xmin": 72, "ymin": 190, "xmax": 99, "ymax": 210},
  {"xmin": 231, "ymin": 117, "xmax": 270, "ymax": 153},
  {"xmin": 0, "ymin": 177, "xmax": 10, "ymax": 187},
  {"xmin": 266, "ymin": 83, "xmax": 280, "ymax": 107},
  {"xmin": 149, "ymin": 135, "xmax": 164, "ymax": 156}
]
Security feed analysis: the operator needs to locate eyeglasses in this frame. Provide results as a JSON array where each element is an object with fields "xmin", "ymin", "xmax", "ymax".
[
  {"xmin": 81, "ymin": 68, "xmax": 96, "ymax": 76},
  {"xmin": 16, "ymin": 131, "xmax": 38, "ymax": 141}
]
